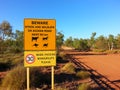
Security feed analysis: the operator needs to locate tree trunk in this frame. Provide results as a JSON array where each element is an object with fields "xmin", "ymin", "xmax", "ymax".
[
  {"xmin": 108, "ymin": 42, "xmax": 111, "ymax": 50},
  {"xmin": 111, "ymin": 42, "xmax": 113, "ymax": 50}
]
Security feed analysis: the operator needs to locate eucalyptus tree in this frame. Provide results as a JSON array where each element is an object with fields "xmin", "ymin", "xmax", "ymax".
[
  {"xmin": 115, "ymin": 34, "xmax": 120, "ymax": 49},
  {"xmin": 56, "ymin": 32, "xmax": 64, "ymax": 54},
  {"xmin": 0, "ymin": 21, "xmax": 12, "ymax": 53},
  {"xmin": 108, "ymin": 34, "xmax": 115, "ymax": 50},
  {"xmin": 0, "ymin": 21, "xmax": 12, "ymax": 40},
  {"xmin": 95, "ymin": 35, "xmax": 108, "ymax": 50},
  {"xmin": 73, "ymin": 38, "xmax": 80, "ymax": 50},
  {"xmin": 79, "ymin": 39, "xmax": 90, "ymax": 51},
  {"xmin": 89, "ymin": 32, "xmax": 96, "ymax": 50},
  {"xmin": 10, "ymin": 30, "xmax": 24, "ymax": 52},
  {"xmin": 64, "ymin": 36, "xmax": 73, "ymax": 47}
]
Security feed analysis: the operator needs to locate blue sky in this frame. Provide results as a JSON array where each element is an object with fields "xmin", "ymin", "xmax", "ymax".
[{"xmin": 0, "ymin": 0, "xmax": 120, "ymax": 39}]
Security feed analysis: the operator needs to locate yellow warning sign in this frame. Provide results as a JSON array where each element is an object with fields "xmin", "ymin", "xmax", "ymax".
[
  {"xmin": 24, "ymin": 51, "xmax": 56, "ymax": 67},
  {"xmin": 24, "ymin": 19, "xmax": 56, "ymax": 51}
]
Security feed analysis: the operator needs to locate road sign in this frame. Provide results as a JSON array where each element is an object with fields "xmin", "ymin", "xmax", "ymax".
[
  {"xmin": 25, "ymin": 54, "xmax": 35, "ymax": 64},
  {"xmin": 24, "ymin": 19, "xmax": 56, "ymax": 51},
  {"xmin": 24, "ymin": 51, "xmax": 56, "ymax": 67}
]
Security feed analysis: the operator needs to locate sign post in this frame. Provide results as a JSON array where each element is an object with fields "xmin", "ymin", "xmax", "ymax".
[
  {"xmin": 24, "ymin": 19, "xmax": 56, "ymax": 90},
  {"xmin": 51, "ymin": 66, "xmax": 54, "ymax": 90},
  {"xmin": 27, "ymin": 68, "xmax": 30, "ymax": 90}
]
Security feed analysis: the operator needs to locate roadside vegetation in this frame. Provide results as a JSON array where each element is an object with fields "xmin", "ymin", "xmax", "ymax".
[
  {"xmin": 77, "ymin": 83, "xmax": 92, "ymax": 90},
  {"xmin": 76, "ymin": 71, "xmax": 90, "ymax": 79},
  {"xmin": 61, "ymin": 62, "xmax": 75, "ymax": 74},
  {"xmin": 0, "ymin": 20, "xmax": 120, "ymax": 89},
  {"xmin": 64, "ymin": 32, "xmax": 120, "ymax": 53}
]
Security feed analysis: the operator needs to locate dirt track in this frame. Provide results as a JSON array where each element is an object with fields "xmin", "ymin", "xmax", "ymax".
[
  {"xmin": 69, "ymin": 52, "xmax": 120, "ymax": 90},
  {"xmin": 79, "ymin": 55, "xmax": 120, "ymax": 81}
]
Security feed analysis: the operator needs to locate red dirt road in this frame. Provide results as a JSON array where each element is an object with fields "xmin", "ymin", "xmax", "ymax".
[{"xmin": 73, "ymin": 53, "xmax": 120, "ymax": 89}]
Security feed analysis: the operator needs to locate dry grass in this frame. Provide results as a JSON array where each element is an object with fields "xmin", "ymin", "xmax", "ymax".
[
  {"xmin": 77, "ymin": 83, "xmax": 92, "ymax": 90},
  {"xmin": 76, "ymin": 71, "xmax": 90, "ymax": 79},
  {"xmin": 2, "ymin": 65, "xmax": 26, "ymax": 90},
  {"xmin": 61, "ymin": 62, "xmax": 75, "ymax": 74}
]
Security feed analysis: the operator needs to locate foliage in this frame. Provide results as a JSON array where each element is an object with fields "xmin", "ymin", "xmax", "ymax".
[
  {"xmin": 95, "ymin": 35, "xmax": 108, "ymax": 50},
  {"xmin": 73, "ymin": 38, "xmax": 80, "ymax": 50},
  {"xmin": 56, "ymin": 31, "xmax": 64, "ymax": 54},
  {"xmin": 0, "ymin": 21, "xmax": 12, "ymax": 40},
  {"xmin": 108, "ymin": 34, "xmax": 115, "ymax": 50},
  {"xmin": 56, "ymin": 32, "xmax": 64, "ymax": 48},
  {"xmin": 61, "ymin": 62, "xmax": 75, "ymax": 74},
  {"xmin": 14, "ymin": 30, "xmax": 24, "ymax": 51},
  {"xmin": 64, "ymin": 36, "xmax": 73, "ymax": 47},
  {"xmin": 0, "ymin": 30, "xmax": 23, "ymax": 53},
  {"xmin": 64, "ymin": 32, "xmax": 120, "ymax": 52},
  {"xmin": 79, "ymin": 39, "xmax": 90, "ymax": 51},
  {"xmin": 77, "ymin": 83, "xmax": 92, "ymax": 90},
  {"xmin": 89, "ymin": 32, "xmax": 96, "ymax": 49},
  {"xmin": 116, "ymin": 34, "xmax": 120, "ymax": 48},
  {"xmin": 76, "ymin": 71, "xmax": 90, "ymax": 79},
  {"xmin": 9, "ymin": 47, "xmax": 22, "ymax": 53},
  {"xmin": 8, "ymin": 30, "xmax": 24, "ymax": 53},
  {"xmin": 65, "ymin": 38, "xmax": 90, "ymax": 51}
]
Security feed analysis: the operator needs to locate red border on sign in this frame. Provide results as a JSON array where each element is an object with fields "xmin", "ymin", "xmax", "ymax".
[{"xmin": 25, "ymin": 54, "xmax": 35, "ymax": 64}]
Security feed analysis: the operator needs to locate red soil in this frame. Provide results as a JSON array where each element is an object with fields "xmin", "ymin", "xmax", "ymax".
[{"xmin": 74, "ymin": 54, "xmax": 120, "ymax": 89}]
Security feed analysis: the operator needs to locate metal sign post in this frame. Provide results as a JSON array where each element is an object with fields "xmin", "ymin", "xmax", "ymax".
[
  {"xmin": 51, "ymin": 66, "xmax": 54, "ymax": 90},
  {"xmin": 27, "ymin": 68, "xmax": 30, "ymax": 90}
]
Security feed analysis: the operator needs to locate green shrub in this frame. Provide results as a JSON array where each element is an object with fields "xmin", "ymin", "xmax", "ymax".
[
  {"xmin": 76, "ymin": 71, "xmax": 90, "ymax": 79},
  {"xmin": 61, "ymin": 62, "xmax": 75, "ymax": 74},
  {"xmin": 77, "ymin": 83, "xmax": 92, "ymax": 90},
  {"xmin": 2, "ymin": 65, "xmax": 26, "ymax": 90},
  {"xmin": 9, "ymin": 47, "xmax": 22, "ymax": 53}
]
